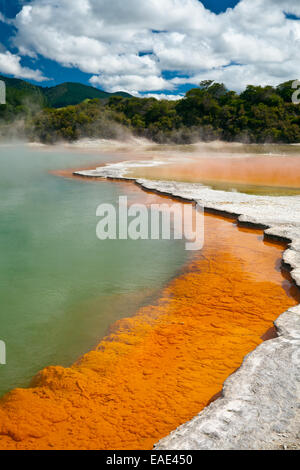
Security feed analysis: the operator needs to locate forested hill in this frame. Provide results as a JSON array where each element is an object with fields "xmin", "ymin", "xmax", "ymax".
[
  {"xmin": 42, "ymin": 83, "xmax": 131, "ymax": 108},
  {"xmin": 0, "ymin": 75, "xmax": 131, "ymax": 108},
  {"xmin": 0, "ymin": 75, "xmax": 47, "ymax": 108},
  {"xmin": 1, "ymin": 75, "xmax": 300, "ymax": 144}
]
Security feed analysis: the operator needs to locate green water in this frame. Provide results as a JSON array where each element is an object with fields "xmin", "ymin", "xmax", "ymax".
[{"xmin": 0, "ymin": 145, "xmax": 189, "ymax": 396}]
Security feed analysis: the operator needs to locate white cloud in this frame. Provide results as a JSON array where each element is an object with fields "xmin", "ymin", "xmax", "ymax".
[
  {"xmin": 0, "ymin": 48, "xmax": 47, "ymax": 82},
  {"xmin": 90, "ymin": 74, "xmax": 170, "ymax": 94},
  {"xmin": 171, "ymin": 64, "xmax": 293, "ymax": 92},
  {"xmin": 138, "ymin": 93, "xmax": 184, "ymax": 101},
  {"xmin": 0, "ymin": 12, "xmax": 15, "ymax": 25},
  {"xmin": 7, "ymin": 0, "xmax": 300, "ymax": 92}
]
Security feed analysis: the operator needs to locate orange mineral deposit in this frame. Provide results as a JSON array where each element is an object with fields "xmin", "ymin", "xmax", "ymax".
[
  {"xmin": 128, "ymin": 155, "xmax": 300, "ymax": 192},
  {"xmin": 0, "ymin": 209, "xmax": 298, "ymax": 450}
]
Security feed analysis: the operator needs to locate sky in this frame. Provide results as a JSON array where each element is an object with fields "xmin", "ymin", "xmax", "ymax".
[{"xmin": 0, "ymin": 0, "xmax": 299, "ymax": 99}]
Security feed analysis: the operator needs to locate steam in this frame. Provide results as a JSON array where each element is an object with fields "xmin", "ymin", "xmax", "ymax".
[{"xmin": 0, "ymin": 95, "xmax": 44, "ymax": 143}]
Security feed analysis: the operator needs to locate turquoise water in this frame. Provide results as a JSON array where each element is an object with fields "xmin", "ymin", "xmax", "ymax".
[{"xmin": 0, "ymin": 145, "xmax": 189, "ymax": 396}]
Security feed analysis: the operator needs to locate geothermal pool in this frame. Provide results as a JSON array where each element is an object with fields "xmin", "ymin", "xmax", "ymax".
[
  {"xmin": 0, "ymin": 142, "xmax": 299, "ymax": 450},
  {"xmin": 126, "ymin": 142, "xmax": 300, "ymax": 196},
  {"xmin": 0, "ymin": 145, "xmax": 190, "ymax": 396}
]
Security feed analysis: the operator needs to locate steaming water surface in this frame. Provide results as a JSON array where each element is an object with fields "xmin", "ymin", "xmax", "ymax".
[
  {"xmin": 0, "ymin": 145, "xmax": 190, "ymax": 396},
  {"xmin": 125, "ymin": 143, "xmax": 300, "ymax": 196}
]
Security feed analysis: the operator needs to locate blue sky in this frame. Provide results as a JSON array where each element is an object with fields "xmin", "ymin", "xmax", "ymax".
[{"xmin": 0, "ymin": 1, "xmax": 299, "ymax": 98}]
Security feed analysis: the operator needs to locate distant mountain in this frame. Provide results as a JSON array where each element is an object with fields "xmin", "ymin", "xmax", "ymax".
[
  {"xmin": 0, "ymin": 75, "xmax": 131, "ymax": 109},
  {"xmin": 0, "ymin": 75, "xmax": 47, "ymax": 108},
  {"xmin": 43, "ymin": 82, "xmax": 131, "ymax": 108}
]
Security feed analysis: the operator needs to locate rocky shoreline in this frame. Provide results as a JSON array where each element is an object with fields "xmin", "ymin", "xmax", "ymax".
[{"xmin": 75, "ymin": 161, "xmax": 300, "ymax": 450}]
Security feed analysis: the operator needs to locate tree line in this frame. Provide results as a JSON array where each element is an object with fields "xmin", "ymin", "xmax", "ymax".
[{"xmin": 1, "ymin": 79, "xmax": 300, "ymax": 144}]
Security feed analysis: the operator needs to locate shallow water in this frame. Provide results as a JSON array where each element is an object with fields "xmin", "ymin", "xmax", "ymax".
[
  {"xmin": 126, "ymin": 145, "xmax": 300, "ymax": 196},
  {"xmin": 1, "ymin": 144, "xmax": 300, "ymax": 449},
  {"xmin": 0, "ymin": 213, "xmax": 299, "ymax": 450},
  {"xmin": 0, "ymin": 145, "xmax": 190, "ymax": 396}
]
